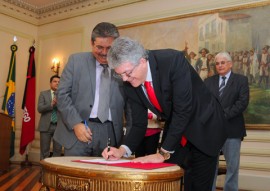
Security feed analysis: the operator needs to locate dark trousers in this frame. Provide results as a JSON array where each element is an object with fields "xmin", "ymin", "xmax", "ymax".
[
  {"xmin": 135, "ymin": 132, "xmax": 160, "ymax": 157},
  {"xmin": 168, "ymin": 142, "xmax": 217, "ymax": 191}
]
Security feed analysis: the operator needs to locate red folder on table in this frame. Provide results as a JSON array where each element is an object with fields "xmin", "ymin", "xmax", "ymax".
[{"xmin": 72, "ymin": 159, "xmax": 176, "ymax": 170}]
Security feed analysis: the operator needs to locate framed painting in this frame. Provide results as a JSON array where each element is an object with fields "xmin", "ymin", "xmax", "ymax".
[{"xmin": 118, "ymin": 2, "xmax": 270, "ymax": 130}]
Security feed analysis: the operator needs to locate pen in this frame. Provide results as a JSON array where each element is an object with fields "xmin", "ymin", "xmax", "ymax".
[
  {"xmin": 107, "ymin": 138, "xmax": 111, "ymax": 160},
  {"xmin": 84, "ymin": 120, "xmax": 90, "ymax": 144}
]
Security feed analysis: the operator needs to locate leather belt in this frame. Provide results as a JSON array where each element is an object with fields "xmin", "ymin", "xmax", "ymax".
[
  {"xmin": 50, "ymin": 122, "xmax": 57, "ymax": 125},
  {"xmin": 89, "ymin": 118, "xmax": 111, "ymax": 123}
]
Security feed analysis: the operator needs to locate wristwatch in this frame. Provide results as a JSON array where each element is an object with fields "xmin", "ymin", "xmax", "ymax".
[{"xmin": 159, "ymin": 150, "xmax": 171, "ymax": 160}]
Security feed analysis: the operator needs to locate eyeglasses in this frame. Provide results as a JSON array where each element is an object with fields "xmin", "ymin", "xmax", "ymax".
[
  {"xmin": 113, "ymin": 65, "xmax": 138, "ymax": 80},
  {"xmin": 93, "ymin": 43, "xmax": 111, "ymax": 52},
  {"xmin": 215, "ymin": 61, "xmax": 230, "ymax": 66}
]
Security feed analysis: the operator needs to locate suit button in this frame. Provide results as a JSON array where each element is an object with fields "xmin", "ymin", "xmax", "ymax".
[{"xmin": 90, "ymin": 105, "xmax": 93, "ymax": 107}]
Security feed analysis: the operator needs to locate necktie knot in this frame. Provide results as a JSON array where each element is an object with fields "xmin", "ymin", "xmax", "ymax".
[
  {"xmin": 144, "ymin": 81, "xmax": 151, "ymax": 88},
  {"xmin": 101, "ymin": 64, "xmax": 108, "ymax": 68},
  {"xmin": 101, "ymin": 64, "xmax": 109, "ymax": 74}
]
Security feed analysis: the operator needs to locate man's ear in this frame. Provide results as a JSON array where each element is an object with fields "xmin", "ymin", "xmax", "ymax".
[
  {"xmin": 140, "ymin": 58, "xmax": 147, "ymax": 67},
  {"xmin": 91, "ymin": 40, "xmax": 95, "ymax": 47}
]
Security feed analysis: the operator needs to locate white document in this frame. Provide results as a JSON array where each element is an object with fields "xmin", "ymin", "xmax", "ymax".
[{"xmin": 80, "ymin": 158, "xmax": 131, "ymax": 164}]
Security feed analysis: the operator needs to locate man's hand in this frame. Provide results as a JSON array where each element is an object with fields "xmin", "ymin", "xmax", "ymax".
[
  {"xmin": 132, "ymin": 153, "xmax": 164, "ymax": 163},
  {"xmin": 51, "ymin": 97, "xmax": 57, "ymax": 107},
  {"xmin": 102, "ymin": 146, "xmax": 126, "ymax": 161},
  {"xmin": 73, "ymin": 123, "xmax": 92, "ymax": 143}
]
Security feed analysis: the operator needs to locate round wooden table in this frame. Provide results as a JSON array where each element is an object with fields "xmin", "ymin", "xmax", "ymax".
[{"xmin": 40, "ymin": 156, "xmax": 183, "ymax": 191}]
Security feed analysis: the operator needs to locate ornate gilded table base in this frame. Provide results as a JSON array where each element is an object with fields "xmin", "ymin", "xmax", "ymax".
[{"xmin": 40, "ymin": 157, "xmax": 183, "ymax": 191}]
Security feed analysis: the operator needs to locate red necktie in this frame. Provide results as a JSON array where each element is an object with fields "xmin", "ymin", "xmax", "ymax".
[
  {"xmin": 144, "ymin": 81, "xmax": 162, "ymax": 112},
  {"xmin": 144, "ymin": 81, "xmax": 187, "ymax": 146}
]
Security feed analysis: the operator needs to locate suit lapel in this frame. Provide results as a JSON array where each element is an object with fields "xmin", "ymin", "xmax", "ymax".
[
  {"xmin": 136, "ymin": 86, "xmax": 160, "ymax": 115},
  {"xmin": 141, "ymin": 52, "xmax": 164, "ymax": 116},
  {"xmin": 46, "ymin": 90, "xmax": 52, "ymax": 103},
  {"xmin": 223, "ymin": 73, "xmax": 234, "ymax": 95},
  {"xmin": 87, "ymin": 53, "xmax": 96, "ymax": 103},
  {"xmin": 149, "ymin": 52, "xmax": 165, "ymax": 112},
  {"xmin": 213, "ymin": 75, "xmax": 220, "ymax": 98}
]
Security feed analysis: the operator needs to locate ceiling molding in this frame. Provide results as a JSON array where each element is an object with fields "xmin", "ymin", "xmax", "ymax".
[
  {"xmin": 4, "ymin": 0, "xmax": 89, "ymax": 14},
  {"xmin": 0, "ymin": 0, "xmax": 146, "ymax": 25}
]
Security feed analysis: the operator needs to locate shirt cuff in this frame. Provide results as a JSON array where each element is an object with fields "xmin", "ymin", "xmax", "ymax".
[
  {"xmin": 120, "ymin": 145, "xmax": 132, "ymax": 157},
  {"xmin": 161, "ymin": 147, "xmax": 175, "ymax": 154}
]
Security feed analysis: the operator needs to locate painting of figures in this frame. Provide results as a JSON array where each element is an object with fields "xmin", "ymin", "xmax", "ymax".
[{"xmin": 119, "ymin": 3, "xmax": 270, "ymax": 125}]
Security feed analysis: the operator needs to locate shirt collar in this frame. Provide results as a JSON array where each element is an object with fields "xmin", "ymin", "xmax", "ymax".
[
  {"xmin": 145, "ymin": 61, "xmax": 152, "ymax": 82},
  {"xmin": 96, "ymin": 60, "xmax": 102, "ymax": 68},
  {"xmin": 220, "ymin": 70, "xmax": 231, "ymax": 80},
  {"xmin": 50, "ymin": 89, "xmax": 55, "ymax": 97}
]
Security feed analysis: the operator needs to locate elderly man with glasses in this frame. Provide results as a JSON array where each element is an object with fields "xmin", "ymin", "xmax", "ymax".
[{"xmin": 205, "ymin": 52, "xmax": 249, "ymax": 191}]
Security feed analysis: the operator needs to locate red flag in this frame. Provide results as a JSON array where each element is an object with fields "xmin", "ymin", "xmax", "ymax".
[{"xmin": 20, "ymin": 46, "xmax": 36, "ymax": 155}]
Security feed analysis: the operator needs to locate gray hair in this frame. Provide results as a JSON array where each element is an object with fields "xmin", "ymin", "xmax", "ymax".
[
  {"xmin": 107, "ymin": 37, "xmax": 148, "ymax": 69},
  {"xmin": 215, "ymin": 52, "xmax": 232, "ymax": 62},
  {"xmin": 91, "ymin": 22, "xmax": 119, "ymax": 42}
]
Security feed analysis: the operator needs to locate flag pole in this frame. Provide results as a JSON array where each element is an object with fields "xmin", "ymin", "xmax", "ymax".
[
  {"xmin": 2, "ymin": 37, "xmax": 17, "ymax": 159},
  {"xmin": 20, "ymin": 144, "xmax": 32, "ymax": 167},
  {"xmin": 20, "ymin": 40, "xmax": 36, "ymax": 166}
]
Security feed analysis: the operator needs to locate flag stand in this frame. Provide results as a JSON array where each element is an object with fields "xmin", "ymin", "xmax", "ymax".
[
  {"xmin": 20, "ymin": 154, "xmax": 32, "ymax": 167},
  {"xmin": 21, "ymin": 145, "xmax": 32, "ymax": 167}
]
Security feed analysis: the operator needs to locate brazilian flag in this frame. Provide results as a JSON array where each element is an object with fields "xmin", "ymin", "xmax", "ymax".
[{"xmin": 2, "ymin": 44, "xmax": 17, "ymax": 158}]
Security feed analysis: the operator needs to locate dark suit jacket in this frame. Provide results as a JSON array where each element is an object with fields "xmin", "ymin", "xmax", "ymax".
[
  {"xmin": 124, "ymin": 49, "xmax": 227, "ymax": 157},
  {"xmin": 204, "ymin": 72, "xmax": 249, "ymax": 138},
  {"xmin": 37, "ymin": 90, "xmax": 56, "ymax": 132}
]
